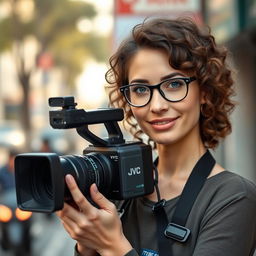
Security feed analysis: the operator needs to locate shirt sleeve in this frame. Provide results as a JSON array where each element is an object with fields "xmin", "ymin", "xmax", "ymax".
[
  {"xmin": 192, "ymin": 194, "xmax": 256, "ymax": 256},
  {"xmin": 74, "ymin": 244, "xmax": 139, "ymax": 256},
  {"xmin": 124, "ymin": 249, "xmax": 139, "ymax": 256},
  {"xmin": 73, "ymin": 244, "xmax": 98, "ymax": 256}
]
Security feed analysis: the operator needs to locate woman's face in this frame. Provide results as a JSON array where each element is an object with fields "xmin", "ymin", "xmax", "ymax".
[{"xmin": 127, "ymin": 48, "xmax": 204, "ymax": 146}]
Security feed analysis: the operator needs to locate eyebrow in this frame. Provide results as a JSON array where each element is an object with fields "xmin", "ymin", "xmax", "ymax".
[
  {"xmin": 161, "ymin": 72, "xmax": 186, "ymax": 80},
  {"xmin": 129, "ymin": 72, "xmax": 186, "ymax": 84}
]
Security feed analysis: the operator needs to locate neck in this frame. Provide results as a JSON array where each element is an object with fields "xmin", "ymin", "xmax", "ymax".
[{"xmin": 156, "ymin": 126, "xmax": 206, "ymax": 179}]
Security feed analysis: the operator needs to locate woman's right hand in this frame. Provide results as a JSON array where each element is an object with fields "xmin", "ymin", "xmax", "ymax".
[{"xmin": 56, "ymin": 174, "xmax": 133, "ymax": 256}]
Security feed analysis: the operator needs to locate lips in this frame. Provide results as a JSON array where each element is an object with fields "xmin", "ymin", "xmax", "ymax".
[
  {"xmin": 148, "ymin": 117, "xmax": 179, "ymax": 131},
  {"xmin": 151, "ymin": 120, "xmax": 171, "ymax": 125}
]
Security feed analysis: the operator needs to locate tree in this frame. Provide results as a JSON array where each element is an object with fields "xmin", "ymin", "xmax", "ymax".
[{"xmin": 0, "ymin": 0, "xmax": 108, "ymax": 150}]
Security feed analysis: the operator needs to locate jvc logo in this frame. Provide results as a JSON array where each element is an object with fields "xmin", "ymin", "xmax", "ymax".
[{"xmin": 128, "ymin": 167, "xmax": 141, "ymax": 176}]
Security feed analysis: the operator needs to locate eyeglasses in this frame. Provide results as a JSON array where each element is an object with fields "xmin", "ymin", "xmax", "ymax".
[{"xmin": 120, "ymin": 77, "xmax": 196, "ymax": 107}]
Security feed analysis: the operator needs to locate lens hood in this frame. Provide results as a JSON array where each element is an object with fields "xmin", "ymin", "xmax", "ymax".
[{"xmin": 15, "ymin": 153, "xmax": 64, "ymax": 213}]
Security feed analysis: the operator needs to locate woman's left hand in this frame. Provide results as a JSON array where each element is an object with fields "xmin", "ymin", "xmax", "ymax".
[{"xmin": 56, "ymin": 174, "xmax": 132, "ymax": 256}]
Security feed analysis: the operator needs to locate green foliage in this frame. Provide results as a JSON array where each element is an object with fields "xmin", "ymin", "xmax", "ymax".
[
  {"xmin": 0, "ymin": 0, "xmax": 110, "ymax": 149},
  {"xmin": 50, "ymin": 28, "xmax": 109, "ymax": 86},
  {"xmin": 0, "ymin": 0, "xmax": 109, "ymax": 85},
  {"xmin": 0, "ymin": 17, "xmax": 12, "ymax": 51}
]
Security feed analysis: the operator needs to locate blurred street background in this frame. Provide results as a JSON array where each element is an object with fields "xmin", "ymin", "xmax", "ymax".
[{"xmin": 0, "ymin": 0, "xmax": 256, "ymax": 255}]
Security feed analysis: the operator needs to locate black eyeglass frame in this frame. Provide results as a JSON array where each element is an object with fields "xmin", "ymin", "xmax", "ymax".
[{"xmin": 120, "ymin": 76, "xmax": 197, "ymax": 107}]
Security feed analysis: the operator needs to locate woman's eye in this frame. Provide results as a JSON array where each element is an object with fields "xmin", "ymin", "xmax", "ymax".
[
  {"xmin": 132, "ymin": 86, "xmax": 148, "ymax": 94},
  {"xmin": 166, "ymin": 79, "xmax": 185, "ymax": 88}
]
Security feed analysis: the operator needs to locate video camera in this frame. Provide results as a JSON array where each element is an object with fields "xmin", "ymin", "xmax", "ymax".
[{"xmin": 15, "ymin": 97, "xmax": 154, "ymax": 213}]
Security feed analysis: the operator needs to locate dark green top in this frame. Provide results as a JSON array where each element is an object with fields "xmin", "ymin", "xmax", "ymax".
[{"xmin": 75, "ymin": 171, "xmax": 256, "ymax": 256}]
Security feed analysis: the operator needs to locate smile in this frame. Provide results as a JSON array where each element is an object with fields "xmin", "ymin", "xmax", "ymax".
[
  {"xmin": 149, "ymin": 117, "xmax": 179, "ymax": 131},
  {"xmin": 152, "ymin": 121, "xmax": 170, "ymax": 125}
]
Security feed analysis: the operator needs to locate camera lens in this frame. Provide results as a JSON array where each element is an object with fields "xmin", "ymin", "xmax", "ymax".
[
  {"xmin": 28, "ymin": 153, "xmax": 113, "ymax": 202},
  {"xmin": 15, "ymin": 152, "xmax": 113, "ymax": 212},
  {"xmin": 60, "ymin": 153, "xmax": 113, "ymax": 200}
]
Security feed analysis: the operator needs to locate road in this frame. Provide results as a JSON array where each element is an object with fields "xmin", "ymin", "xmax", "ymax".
[{"xmin": 0, "ymin": 213, "xmax": 76, "ymax": 256}]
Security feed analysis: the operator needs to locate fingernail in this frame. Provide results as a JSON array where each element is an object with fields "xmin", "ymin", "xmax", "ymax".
[
  {"xmin": 92, "ymin": 183, "xmax": 98, "ymax": 194},
  {"xmin": 65, "ymin": 174, "xmax": 73, "ymax": 185}
]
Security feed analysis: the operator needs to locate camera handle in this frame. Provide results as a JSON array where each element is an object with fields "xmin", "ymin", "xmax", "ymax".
[{"xmin": 76, "ymin": 121, "xmax": 125, "ymax": 146}]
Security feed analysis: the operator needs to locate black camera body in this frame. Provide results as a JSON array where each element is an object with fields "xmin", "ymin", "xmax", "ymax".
[
  {"xmin": 83, "ymin": 142, "xmax": 153, "ymax": 199},
  {"xmin": 15, "ymin": 97, "xmax": 154, "ymax": 213}
]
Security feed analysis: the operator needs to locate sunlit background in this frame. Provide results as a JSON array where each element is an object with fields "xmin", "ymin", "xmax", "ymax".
[{"xmin": 0, "ymin": 0, "xmax": 256, "ymax": 255}]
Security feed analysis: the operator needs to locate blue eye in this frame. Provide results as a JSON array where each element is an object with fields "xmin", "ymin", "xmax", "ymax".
[
  {"xmin": 131, "ymin": 85, "xmax": 149, "ymax": 94},
  {"xmin": 170, "ymin": 81, "xmax": 182, "ymax": 88},
  {"xmin": 162, "ymin": 79, "xmax": 186, "ymax": 89}
]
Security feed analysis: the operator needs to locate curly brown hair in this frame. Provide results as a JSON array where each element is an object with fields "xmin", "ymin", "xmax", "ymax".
[{"xmin": 105, "ymin": 17, "xmax": 235, "ymax": 149}]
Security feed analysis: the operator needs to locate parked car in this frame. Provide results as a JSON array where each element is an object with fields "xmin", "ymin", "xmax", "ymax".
[{"xmin": 0, "ymin": 189, "xmax": 33, "ymax": 256}]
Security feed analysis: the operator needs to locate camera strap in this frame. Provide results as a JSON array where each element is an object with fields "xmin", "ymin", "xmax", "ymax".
[{"xmin": 152, "ymin": 150, "xmax": 216, "ymax": 255}]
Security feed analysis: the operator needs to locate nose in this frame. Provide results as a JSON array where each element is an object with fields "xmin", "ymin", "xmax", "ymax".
[{"xmin": 149, "ymin": 88, "xmax": 169, "ymax": 113}]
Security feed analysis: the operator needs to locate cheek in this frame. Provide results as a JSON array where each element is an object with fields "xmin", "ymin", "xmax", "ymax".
[
  {"xmin": 180, "ymin": 94, "xmax": 201, "ymax": 122},
  {"xmin": 131, "ymin": 107, "xmax": 146, "ymax": 126},
  {"xmin": 185, "ymin": 85, "xmax": 201, "ymax": 111}
]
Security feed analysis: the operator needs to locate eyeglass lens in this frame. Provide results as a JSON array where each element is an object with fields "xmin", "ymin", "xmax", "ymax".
[{"xmin": 124, "ymin": 78, "xmax": 188, "ymax": 106}]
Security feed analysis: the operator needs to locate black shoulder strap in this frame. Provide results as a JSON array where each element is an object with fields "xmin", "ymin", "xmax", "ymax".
[
  {"xmin": 171, "ymin": 150, "xmax": 216, "ymax": 227},
  {"xmin": 153, "ymin": 150, "xmax": 216, "ymax": 254}
]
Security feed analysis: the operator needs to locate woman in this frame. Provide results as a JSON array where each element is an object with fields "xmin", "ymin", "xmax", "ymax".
[{"xmin": 57, "ymin": 17, "xmax": 256, "ymax": 256}]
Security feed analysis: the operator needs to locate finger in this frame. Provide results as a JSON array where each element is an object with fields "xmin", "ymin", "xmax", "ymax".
[
  {"xmin": 56, "ymin": 207, "xmax": 77, "ymax": 230},
  {"xmin": 65, "ymin": 175, "xmax": 96, "ymax": 214},
  {"xmin": 61, "ymin": 220, "xmax": 75, "ymax": 237},
  {"xmin": 59, "ymin": 215, "xmax": 84, "ymax": 241},
  {"xmin": 56, "ymin": 211, "xmax": 61, "ymax": 217},
  {"xmin": 56, "ymin": 203, "xmax": 76, "ymax": 219},
  {"xmin": 59, "ymin": 202, "xmax": 89, "ymax": 225},
  {"xmin": 90, "ymin": 184, "xmax": 115, "ymax": 212},
  {"xmin": 66, "ymin": 199, "xmax": 80, "ymax": 211}
]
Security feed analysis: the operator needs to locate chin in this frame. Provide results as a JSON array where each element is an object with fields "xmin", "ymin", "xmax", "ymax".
[{"xmin": 152, "ymin": 135, "xmax": 180, "ymax": 146}]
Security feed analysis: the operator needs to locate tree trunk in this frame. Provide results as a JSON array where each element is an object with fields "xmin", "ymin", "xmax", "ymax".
[{"xmin": 19, "ymin": 72, "xmax": 31, "ymax": 151}]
